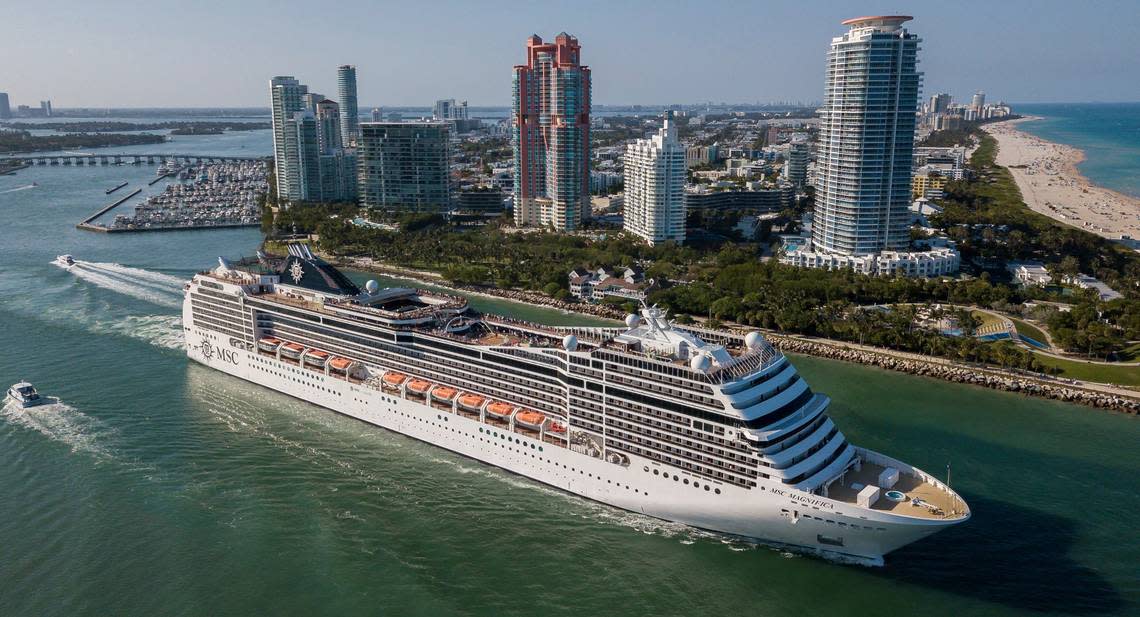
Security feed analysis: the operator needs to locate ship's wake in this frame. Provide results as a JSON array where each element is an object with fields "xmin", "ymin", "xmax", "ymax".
[
  {"xmin": 1, "ymin": 399, "xmax": 114, "ymax": 459},
  {"xmin": 88, "ymin": 314, "xmax": 185, "ymax": 351},
  {"xmin": 60, "ymin": 261, "xmax": 182, "ymax": 308},
  {"xmin": 0, "ymin": 184, "xmax": 38, "ymax": 194},
  {"xmin": 81, "ymin": 262, "xmax": 187, "ymax": 288}
]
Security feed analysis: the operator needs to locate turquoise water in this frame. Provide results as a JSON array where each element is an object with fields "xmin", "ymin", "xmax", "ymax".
[
  {"xmin": 1016, "ymin": 103, "xmax": 1140, "ymax": 199},
  {"xmin": 1, "ymin": 127, "xmax": 1139, "ymax": 616}
]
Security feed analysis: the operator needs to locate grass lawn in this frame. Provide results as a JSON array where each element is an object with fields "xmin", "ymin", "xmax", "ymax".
[
  {"xmin": 1031, "ymin": 352, "xmax": 1140, "ymax": 388},
  {"xmin": 972, "ymin": 310, "xmax": 1006, "ymax": 331},
  {"xmin": 1010, "ymin": 317, "xmax": 1048, "ymax": 345}
]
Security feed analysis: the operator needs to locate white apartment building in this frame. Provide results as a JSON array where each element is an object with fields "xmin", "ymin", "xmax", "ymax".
[{"xmin": 622, "ymin": 113, "xmax": 686, "ymax": 245}]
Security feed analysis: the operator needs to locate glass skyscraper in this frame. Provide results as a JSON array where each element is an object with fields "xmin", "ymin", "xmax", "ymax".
[
  {"xmin": 337, "ymin": 65, "xmax": 359, "ymax": 147},
  {"xmin": 811, "ymin": 16, "xmax": 920, "ymax": 256},
  {"xmin": 512, "ymin": 33, "xmax": 591, "ymax": 231}
]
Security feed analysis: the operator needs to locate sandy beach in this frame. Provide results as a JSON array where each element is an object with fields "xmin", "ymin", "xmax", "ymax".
[{"xmin": 982, "ymin": 117, "xmax": 1140, "ymax": 240}]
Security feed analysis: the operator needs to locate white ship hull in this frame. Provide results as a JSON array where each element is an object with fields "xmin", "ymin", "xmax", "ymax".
[{"xmin": 185, "ymin": 325, "xmax": 957, "ymax": 565}]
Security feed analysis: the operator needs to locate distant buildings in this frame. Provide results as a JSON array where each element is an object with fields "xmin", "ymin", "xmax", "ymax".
[
  {"xmin": 270, "ymin": 74, "xmax": 356, "ymax": 203},
  {"xmin": 0, "ymin": 93, "xmax": 10, "ymax": 120},
  {"xmin": 623, "ymin": 113, "xmax": 686, "ymax": 246},
  {"xmin": 512, "ymin": 33, "xmax": 591, "ymax": 231},
  {"xmin": 685, "ymin": 144, "xmax": 720, "ymax": 168},
  {"xmin": 783, "ymin": 141, "xmax": 809, "ymax": 188},
  {"xmin": 370, "ymin": 107, "xmax": 382, "ymax": 122},
  {"xmin": 781, "ymin": 16, "xmax": 959, "ymax": 277},
  {"xmin": 39, "ymin": 100, "xmax": 52, "ymax": 117},
  {"xmin": 270, "ymin": 76, "xmax": 309, "ymax": 201},
  {"xmin": 358, "ymin": 121, "xmax": 451, "ymax": 212},
  {"xmin": 685, "ymin": 183, "xmax": 794, "ymax": 213},
  {"xmin": 337, "ymin": 65, "xmax": 359, "ymax": 146},
  {"xmin": 433, "ymin": 99, "xmax": 468, "ymax": 121},
  {"xmin": 971, "ymin": 90, "xmax": 986, "ymax": 111}
]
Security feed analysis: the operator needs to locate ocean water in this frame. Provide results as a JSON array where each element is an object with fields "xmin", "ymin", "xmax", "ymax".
[
  {"xmin": 0, "ymin": 126, "xmax": 1139, "ymax": 616},
  {"xmin": 1016, "ymin": 103, "xmax": 1140, "ymax": 199}
]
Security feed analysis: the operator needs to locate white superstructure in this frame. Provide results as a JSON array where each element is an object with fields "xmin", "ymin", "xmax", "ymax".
[{"xmin": 183, "ymin": 248, "xmax": 969, "ymax": 565}]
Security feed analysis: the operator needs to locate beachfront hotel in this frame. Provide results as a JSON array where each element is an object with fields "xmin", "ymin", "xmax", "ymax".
[
  {"xmin": 512, "ymin": 33, "xmax": 592, "ymax": 231},
  {"xmin": 781, "ymin": 16, "xmax": 959, "ymax": 277}
]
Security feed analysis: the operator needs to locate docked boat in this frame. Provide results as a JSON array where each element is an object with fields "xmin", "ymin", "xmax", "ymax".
[
  {"xmin": 6, "ymin": 382, "xmax": 50, "ymax": 408},
  {"xmin": 485, "ymin": 401, "xmax": 515, "ymax": 420},
  {"xmin": 406, "ymin": 379, "xmax": 432, "ymax": 396},
  {"xmin": 54, "ymin": 254, "xmax": 75, "ymax": 269},
  {"xmin": 457, "ymin": 393, "xmax": 487, "ymax": 412},
  {"xmin": 304, "ymin": 349, "xmax": 330, "ymax": 368},
  {"xmin": 257, "ymin": 337, "xmax": 282, "ymax": 353},
  {"xmin": 328, "ymin": 357, "xmax": 354, "ymax": 373},
  {"xmin": 515, "ymin": 409, "xmax": 546, "ymax": 430},
  {"xmin": 431, "ymin": 386, "xmax": 458, "ymax": 402},
  {"xmin": 279, "ymin": 342, "xmax": 304, "ymax": 360}
]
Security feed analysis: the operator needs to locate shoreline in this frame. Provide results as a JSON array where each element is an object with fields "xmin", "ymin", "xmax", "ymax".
[
  {"xmin": 981, "ymin": 116, "xmax": 1140, "ymax": 240},
  {"xmin": 325, "ymin": 252, "xmax": 1140, "ymax": 413}
]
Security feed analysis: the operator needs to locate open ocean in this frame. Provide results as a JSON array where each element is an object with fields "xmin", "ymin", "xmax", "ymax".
[
  {"xmin": 1, "ymin": 120, "xmax": 1139, "ymax": 616},
  {"xmin": 1016, "ymin": 102, "xmax": 1140, "ymax": 199}
]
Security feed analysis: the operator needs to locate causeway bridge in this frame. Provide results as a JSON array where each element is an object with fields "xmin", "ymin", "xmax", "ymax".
[{"xmin": 0, "ymin": 153, "xmax": 269, "ymax": 166}]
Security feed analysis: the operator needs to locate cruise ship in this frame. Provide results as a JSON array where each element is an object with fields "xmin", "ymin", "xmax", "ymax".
[{"xmin": 183, "ymin": 246, "xmax": 969, "ymax": 564}]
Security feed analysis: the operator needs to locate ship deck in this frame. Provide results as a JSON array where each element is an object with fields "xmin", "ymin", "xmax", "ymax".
[{"xmin": 828, "ymin": 461, "xmax": 967, "ymax": 520}]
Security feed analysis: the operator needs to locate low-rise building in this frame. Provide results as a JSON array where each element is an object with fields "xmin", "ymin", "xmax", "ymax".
[
  {"xmin": 568, "ymin": 266, "xmax": 656, "ymax": 303},
  {"xmin": 781, "ymin": 245, "xmax": 960, "ymax": 277},
  {"xmin": 1008, "ymin": 261, "xmax": 1051, "ymax": 286},
  {"xmin": 1065, "ymin": 274, "xmax": 1122, "ymax": 301},
  {"xmin": 684, "ymin": 183, "xmax": 794, "ymax": 213}
]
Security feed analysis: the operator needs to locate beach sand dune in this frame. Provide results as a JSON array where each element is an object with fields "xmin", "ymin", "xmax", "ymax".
[{"xmin": 982, "ymin": 118, "xmax": 1140, "ymax": 241}]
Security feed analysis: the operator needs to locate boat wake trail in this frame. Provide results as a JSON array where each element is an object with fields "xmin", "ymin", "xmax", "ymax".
[
  {"xmin": 82, "ymin": 262, "xmax": 187, "ymax": 288},
  {"xmin": 90, "ymin": 314, "xmax": 185, "ymax": 351},
  {"xmin": 61, "ymin": 262, "xmax": 181, "ymax": 308},
  {"xmin": 0, "ymin": 184, "xmax": 38, "ymax": 194},
  {"xmin": 2, "ymin": 399, "xmax": 114, "ymax": 458}
]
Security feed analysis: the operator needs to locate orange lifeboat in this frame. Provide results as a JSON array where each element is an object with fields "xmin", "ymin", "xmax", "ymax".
[
  {"xmin": 328, "ymin": 357, "xmax": 354, "ymax": 372},
  {"xmin": 407, "ymin": 379, "xmax": 432, "ymax": 395},
  {"xmin": 515, "ymin": 409, "xmax": 546, "ymax": 430},
  {"xmin": 485, "ymin": 401, "xmax": 515, "ymax": 419},
  {"xmin": 431, "ymin": 386, "xmax": 458, "ymax": 402},
  {"xmin": 382, "ymin": 372, "xmax": 408, "ymax": 387},
  {"xmin": 280, "ymin": 342, "xmax": 304, "ymax": 359},
  {"xmin": 257, "ymin": 337, "xmax": 282, "ymax": 353},
  {"xmin": 457, "ymin": 393, "xmax": 486, "ymax": 411},
  {"xmin": 549, "ymin": 421, "xmax": 567, "ymax": 434},
  {"xmin": 304, "ymin": 349, "xmax": 330, "ymax": 367}
]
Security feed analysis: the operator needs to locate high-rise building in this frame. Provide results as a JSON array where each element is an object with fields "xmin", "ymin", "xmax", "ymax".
[
  {"xmin": 929, "ymin": 93, "xmax": 951, "ymax": 114},
  {"xmin": 40, "ymin": 100, "xmax": 52, "ymax": 117},
  {"xmin": 0, "ymin": 93, "xmax": 10, "ymax": 120},
  {"xmin": 358, "ymin": 121, "xmax": 451, "ymax": 212},
  {"xmin": 433, "ymin": 99, "xmax": 469, "ymax": 121},
  {"xmin": 283, "ymin": 111, "xmax": 322, "ymax": 202},
  {"xmin": 971, "ymin": 90, "xmax": 986, "ymax": 111},
  {"xmin": 512, "ymin": 33, "xmax": 591, "ymax": 231},
  {"xmin": 371, "ymin": 107, "xmax": 383, "ymax": 122},
  {"xmin": 811, "ymin": 15, "xmax": 920, "ymax": 256},
  {"xmin": 314, "ymin": 98, "xmax": 343, "ymax": 152},
  {"xmin": 301, "ymin": 92, "xmax": 325, "ymax": 113},
  {"xmin": 270, "ymin": 76, "xmax": 309, "ymax": 201},
  {"xmin": 337, "ymin": 65, "xmax": 359, "ymax": 146},
  {"xmin": 784, "ymin": 141, "xmax": 810, "ymax": 188},
  {"xmin": 623, "ymin": 113, "xmax": 686, "ymax": 246}
]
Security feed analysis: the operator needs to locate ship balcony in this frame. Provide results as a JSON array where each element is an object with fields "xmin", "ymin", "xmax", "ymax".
[{"xmin": 825, "ymin": 448, "xmax": 969, "ymax": 521}]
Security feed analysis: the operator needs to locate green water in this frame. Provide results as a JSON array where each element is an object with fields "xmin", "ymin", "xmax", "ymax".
[{"xmin": 1, "ymin": 136, "xmax": 1139, "ymax": 616}]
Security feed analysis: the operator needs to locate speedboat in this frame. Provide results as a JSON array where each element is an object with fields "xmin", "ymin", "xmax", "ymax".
[
  {"xmin": 7, "ymin": 382, "xmax": 50, "ymax": 408},
  {"xmin": 54, "ymin": 254, "xmax": 75, "ymax": 268}
]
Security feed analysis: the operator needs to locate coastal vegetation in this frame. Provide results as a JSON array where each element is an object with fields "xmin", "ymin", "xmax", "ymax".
[
  {"xmin": 0, "ymin": 129, "xmax": 166, "ymax": 154},
  {"xmin": 1, "ymin": 121, "xmax": 270, "ymax": 132}
]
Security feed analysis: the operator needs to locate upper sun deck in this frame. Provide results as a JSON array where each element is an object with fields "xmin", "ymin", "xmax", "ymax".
[{"xmin": 828, "ymin": 449, "xmax": 969, "ymax": 521}]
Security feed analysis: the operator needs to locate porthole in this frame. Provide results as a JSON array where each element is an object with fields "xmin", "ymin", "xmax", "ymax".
[
  {"xmin": 704, "ymin": 485, "xmax": 710, "ymax": 491},
  {"xmin": 653, "ymin": 470, "xmax": 659, "ymax": 476},
  {"xmin": 683, "ymin": 479, "xmax": 689, "ymax": 485},
  {"xmin": 714, "ymin": 488, "xmax": 721, "ymax": 495}
]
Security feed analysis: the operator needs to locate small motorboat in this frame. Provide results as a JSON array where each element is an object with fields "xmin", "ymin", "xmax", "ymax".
[
  {"xmin": 485, "ymin": 401, "xmax": 515, "ymax": 420},
  {"xmin": 54, "ymin": 254, "xmax": 75, "ymax": 269},
  {"xmin": 457, "ymin": 393, "xmax": 486, "ymax": 411},
  {"xmin": 406, "ymin": 379, "xmax": 432, "ymax": 395},
  {"xmin": 7, "ymin": 382, "xmax": 51, "ymax": 408},
  {"xmin": 431, "ymin": 386, "xmax": 458, "ymax": 402},
  {"xmin": 515, "ymin": 409, "xmax": 546, "ymax": 430},
  {"xmin": 257, "ymin": 337, "xmax": 282, "ymax": 353}
]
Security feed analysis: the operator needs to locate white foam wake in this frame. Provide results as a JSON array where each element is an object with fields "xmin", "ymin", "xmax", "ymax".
[
  {"xmin": 89, "ymin": 314, "xmax": 185, "ymax": 351},
  {"xmin": 0, "ymin": 184, "xmax": 38, "ymax": 194},
  {"xmin": 2, "ymin": 399, "xmax": 112, "ymax": 458},
  {"xmin": 62, "ymin": 263, "xmax": 181, "ymax": 308},
  {"xmin": 81, "ymin": 262, "xmax": 187, "ymax": 288}
]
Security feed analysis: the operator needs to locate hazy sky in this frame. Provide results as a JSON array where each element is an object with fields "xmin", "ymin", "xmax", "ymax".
[{"xmin": 2, "ymin": 0, "xmax": 1138, "ymax": 108}]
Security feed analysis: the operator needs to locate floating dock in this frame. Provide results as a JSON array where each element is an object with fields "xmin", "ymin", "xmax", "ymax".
[
  {"xmin": 148, "ymin": 173, "xmax": 173, "ymax": 186},
  {"xmin": 105, "ymin": 181, "xmax": 129, "ymax": 195},
  {"xmin": 76, "ymin": 188, "xmax": 142, "ymax": 232}
]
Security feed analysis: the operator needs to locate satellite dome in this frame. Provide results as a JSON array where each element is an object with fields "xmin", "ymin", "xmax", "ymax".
[
  {"xmin": 690, "ymin": 354, "xmax": 712, "ymax": 372},
  {"xmin": 365, "ymin": 280, "xmax": 380, "ymax": 294},
  {"xmin": 745, "ymin": 331, "xmax": 763, "ymax": 350},
  {"xmin": 562, "ymin": 334, "xmax": 578, "ymax": 352},
  {"xmin": 625, "ymin": 313, "xmax": 641, "ymax": 328}
]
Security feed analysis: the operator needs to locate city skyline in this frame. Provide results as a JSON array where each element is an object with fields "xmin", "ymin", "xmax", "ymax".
[{"xmin": 2, "ymin": 0, "xmax": 1138, "ymax": 108}]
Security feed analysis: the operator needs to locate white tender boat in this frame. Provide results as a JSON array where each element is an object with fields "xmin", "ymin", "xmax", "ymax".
[
  {"xmin": 7, "ymin": 382, "xmax": 51, "ymax": 408},
  {"xmin": 54, "ymin": 254, "xmax": 75, "ymax": 269}
]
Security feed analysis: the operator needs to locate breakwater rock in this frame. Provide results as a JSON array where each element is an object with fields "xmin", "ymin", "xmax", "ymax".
[{"xmin": 768, "ymin": 335, "xmax": 1140, "ymax": 414}]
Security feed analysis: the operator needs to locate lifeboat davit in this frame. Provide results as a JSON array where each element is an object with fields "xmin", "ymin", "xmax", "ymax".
[
  {"xmin": 304, "ymin": 349, "xmax": 330, "ymax": 367},
  {"xmin": 280, "ymin": 342, "xmax": 304, "ymax": 359},
  {"xmin": 431, "ymin": 386, "xmax": 458, "ymax": 402},
  {"xmin": 328, "ymin": 357, "xmax": 354, "ymax": 373},
  {"xmin": 257, "ymin": 337, "xmax": 282, "ymax": 353},
  {"xmin": 549, "ymin": 421, "xmax": 567, "ymax": 434},
  {"xmin": 515, "ymin": 409, "xmax": 546, "ymax": 430},
  {"xmin": 485, "ymin": 401, "xmax": 515, "ymax": 419},
  {"xmin": 407, "ymin": 379, "xmax": 432, "ymax": 395},
  {"xmin": 382, "ymin": 372, "xmax": 408, "ymax": 388},
  {"xmin": 457, "ymin": 393, "xmax": 486, "ymax": 411}
]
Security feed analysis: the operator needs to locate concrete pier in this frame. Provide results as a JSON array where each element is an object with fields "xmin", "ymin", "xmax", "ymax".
[{"xmin": 76, "ymin": 188, "xmax": 142, "ymax": 232}]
